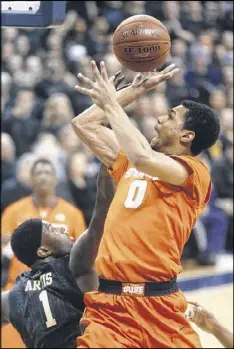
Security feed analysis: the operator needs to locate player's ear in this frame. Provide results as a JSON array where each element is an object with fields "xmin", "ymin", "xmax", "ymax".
[
  {"xmin": 37, "ymin": 246, "xmax": 52, "ymax": 258},
  {"xmin": 180, "ymin": 130, "xmax": 195, "ymax": 145}
]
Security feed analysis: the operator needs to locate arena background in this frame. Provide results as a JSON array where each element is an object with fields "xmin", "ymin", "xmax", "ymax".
[{"xmin": 1, "ymin": 1, "xmax": 233, "ymax": 348}]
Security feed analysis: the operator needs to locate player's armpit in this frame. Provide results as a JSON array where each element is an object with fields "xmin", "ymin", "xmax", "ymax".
[
  {"xmin": 69, "ymin": 231, "xmax": 99, "ymax": 293},
  {"xmin": 69, "ymin": 164, "xmax": 115, "ymax": 286},
  {"xmin": 1, "ymin": 291, "xmax": 10, "ymax": 326},
  {"xmin": 135, "ymin": 151, "xmax": 189, "ymax": 185},
  {"xmin": 76, "ymin": 270, "xmax": 99, "ymax": 294},
  {"xmin": 71, "ymin": 119, "xmax": 120, "ymax": 168}
]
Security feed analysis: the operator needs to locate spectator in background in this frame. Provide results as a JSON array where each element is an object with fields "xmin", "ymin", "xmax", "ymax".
[
  {"xmin": 220, "ymin": 108, "xmax": 233, "ymax": 151},
  {"xmin": 1, "ymin": 72, "xmax": 12, "ymax": 113},
  {"xmin": 206, "ymin": 89, "xmax": 228, "ymax": 161},
  {"xmin": 41, "ymin": 93, "xmax": 75, "ymax": 135},
  {"xmin": 67, "ymin": 152, "xmax": 97, "ymax": 225},
  {"xmin": 195, "ymin": 154, "xmax": 229, "ymax": 265},
  {"xmin": 2, "ymin": 158, "xmax": 86, "ymax": 292},
  {"xmin": 166, "ymin": 64, "xmax": 190, "ymax": 107},
  {"xmin": 1, "ymin": 133, "xmax": 16, "ymax": 185},
  {"xmin": 1, "ymin": 153, "xmax": 36, "ymax": 213},
  {"xmin": 2, "ymin": 90, "xmax": 39, "ymax": 157},
  {"xmin": 211, "ymin": 138, "xmax": 233, "ymax": 252}
]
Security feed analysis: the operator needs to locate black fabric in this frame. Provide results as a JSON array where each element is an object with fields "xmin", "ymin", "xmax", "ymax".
[
  {"xmin": 9, "ymin": 255, "xmax": 84, "ymax": 348},
  {"xmin": 98, "ymin": 277, "xmax": 178, "ymax": 297}
]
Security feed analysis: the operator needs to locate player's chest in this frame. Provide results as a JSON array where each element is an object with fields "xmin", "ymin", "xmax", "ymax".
[
  {"xmin": 114, "ymin": 178, "xmax": 165, "ymax": 210},
  {"xmin": 113, "ymin": 167, "xmax": 181, "ymax": 210}
]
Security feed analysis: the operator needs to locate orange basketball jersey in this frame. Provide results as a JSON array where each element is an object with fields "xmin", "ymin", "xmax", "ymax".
[{"xmin": 95, "ymin": 151, "xmax": 211, "ymax": 282}]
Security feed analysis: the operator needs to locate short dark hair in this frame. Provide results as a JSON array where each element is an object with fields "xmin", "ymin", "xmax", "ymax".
[
  {"xmin": 182, "ymin": 100, "xmax": 220, "ymax": 156},
  {"xmin": 11, "ymin": 219, "xmax": 43, "ymax": 267},
  {"xmin": 31, "ymin": 158, "xmax": 56, "ymax": 176}
]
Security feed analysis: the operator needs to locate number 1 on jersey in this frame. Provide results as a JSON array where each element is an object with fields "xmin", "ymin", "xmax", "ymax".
[
  {"xmin": 124, "ymin": 180, "xmax": 147, "ymax": 209},
  {"xmin": 39, "ymin": 290, "xmax": 57, "ymax": 328}
]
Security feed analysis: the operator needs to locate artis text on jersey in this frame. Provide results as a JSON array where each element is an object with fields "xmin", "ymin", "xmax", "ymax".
[{"xmin": 25, "ymin": 273, "xmax": 52, "ymax": 291}]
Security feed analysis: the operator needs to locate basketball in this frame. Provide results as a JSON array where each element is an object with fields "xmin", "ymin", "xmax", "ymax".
[{"xmin": 112, "ymin": 15, "xmax": 171, "ymax": 72}]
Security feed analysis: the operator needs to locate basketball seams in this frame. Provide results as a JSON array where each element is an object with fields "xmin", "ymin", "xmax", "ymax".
[{"xmin": 113, "ymin": 40, "xmax": 170, "ymax": 46}]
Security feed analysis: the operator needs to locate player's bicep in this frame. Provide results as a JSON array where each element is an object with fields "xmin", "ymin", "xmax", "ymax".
[
  {"xmin": 136, "ymin": 151, "xmax": 188, "ymax": 185},
  {"xmin": 1, "ymin": 291, "xmax": 10, "ymax": 326},
  {"xmin": 72, "ymin": 121, "xmax": 120, "ymax": 167}
]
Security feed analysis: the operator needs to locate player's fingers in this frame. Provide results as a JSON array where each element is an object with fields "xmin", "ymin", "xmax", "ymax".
[
  {"xmin": 112, "ymin": 70, "xmax": 122, "ymax": 82},
  {"xmin": 163, "ymin": 68, "xmax": 179, "ymax": 80},
  {"xmin": 114, "ymin": 70, "xmax": 122, "ymax": 77},
  {"xmin": 162, "ymin": 63, "xmax": 176, "ymax": 74},
  {"xmin": 100, "ymin": 61, "xmax": 109, "ymax": 82},
  {"xmin": 77, "ymin": 73, "xmax": 93, "ymax": 87},
  {"xmin": 91, "ymin": 60, "xmax": 102, "ymax": 82},
  {"xmin": 75, "ymin": 85, "xmax": 92, "ymax": 96},
  {"xmin": 158, "ymin": 72, "xmax": 172, "ymax": 81},
  {"xmin": 187, "ymin": 301, "xmax": 200, "ymax": 307},
  {"xmin": 114, "ymin": 75, "xmax": 125, "ymax": 88},
  {"xmin": 171, "ymin": 68, "xmax": 180, "ymax": 75},
  {"xmin": 186, "ymin": 309, "xmax": 195, "ymax": 321}
]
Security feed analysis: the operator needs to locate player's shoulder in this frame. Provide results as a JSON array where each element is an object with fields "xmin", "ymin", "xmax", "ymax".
[
  {"xmin": 170, "ymin": 155, "xmax": 210, "ymax": 177},
  {"xmin": 2, "ymin": 196, "xmax": 32, "ymax": 215}
]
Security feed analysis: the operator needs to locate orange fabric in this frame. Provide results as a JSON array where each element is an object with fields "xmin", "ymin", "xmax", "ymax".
[
  {"xmin": 77, "ymin": 291, "xmax": 202, "ymax": 348},
  {"xmin": 1, "ymin": 196, "xmax": 86, "ymax": 348},
  {"xmin": 78, "ymin": 151, "xmax": 210, "ymax": 347},
  {"xmin": 95, "ymin": 151, "xmax": 211, "ymax": 282},
  {"xmin": 1, "ymin": 325, "xmax": 26, "ymax": 349}
]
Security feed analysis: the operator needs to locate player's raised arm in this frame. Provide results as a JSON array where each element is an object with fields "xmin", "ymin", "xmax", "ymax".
[
  {"xmin": 69, "ymin": 164, "xmax": 116, "ymax": 293},
  {"xmin": 1, "ymin": 291, "xmax": 10, "ymax": 327},
  {"xmin": 75, "ymin": 61, "xmax": 189, "ymax": 185},
  {"xmin": 72, "ymin": 63, "xmax": 175, "ymax": 168}
]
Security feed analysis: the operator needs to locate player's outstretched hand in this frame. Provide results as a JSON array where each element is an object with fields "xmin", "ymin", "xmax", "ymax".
[
  {"xmin": 186, "ymin": 301, "xmax": 218, "ymax": 334},
  {"xmin": 75, "ymin": 61, "xmax": 123, "ymax": 109},
  {"xmin": 187, "ymin": 301, "xmax": 233, "ymax": 349},
  {"xmin": 132, "ymin": 64, "xmax": 179, "ymax": 92}
]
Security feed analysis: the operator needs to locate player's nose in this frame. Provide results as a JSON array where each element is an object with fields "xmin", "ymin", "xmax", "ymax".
[{"xmin": 156, "ymin": 116, "xmax": 163, "ymax": 124}]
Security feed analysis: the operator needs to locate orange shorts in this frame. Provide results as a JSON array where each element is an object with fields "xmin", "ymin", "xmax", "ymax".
[{"xmin": 77, "ymin": 289, "xmax": 201, "ymax": 348}]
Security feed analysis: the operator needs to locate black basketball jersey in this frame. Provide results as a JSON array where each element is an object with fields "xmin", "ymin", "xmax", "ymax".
[{"xmin": 9, "ymin": 255, "xmax": 85, "ymax": 348}]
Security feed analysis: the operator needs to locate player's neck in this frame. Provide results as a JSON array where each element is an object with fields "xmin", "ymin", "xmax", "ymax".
[
  {"xmin": 159, "ymin": 145, "xmax": 194, "ymax": 156},
  {"xmin": 33, "ymin": 193, "xmax": 57, "ymax": 208}
]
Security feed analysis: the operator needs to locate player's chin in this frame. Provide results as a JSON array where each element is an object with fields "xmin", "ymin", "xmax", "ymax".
[{"xmin": 150, "ymin": 137, "xmax": 160, "ymax": 151}]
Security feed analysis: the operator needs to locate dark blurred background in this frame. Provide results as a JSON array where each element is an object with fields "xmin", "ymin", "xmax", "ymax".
[{"xmin": 1, "ymin": 1, "xmax": 233, "ymax": 268}]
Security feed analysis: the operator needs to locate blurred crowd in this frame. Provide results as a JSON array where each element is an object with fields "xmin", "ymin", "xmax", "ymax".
[{"xmin": 1, "ymin": 1, "xmax": 233, "ymax": 266}]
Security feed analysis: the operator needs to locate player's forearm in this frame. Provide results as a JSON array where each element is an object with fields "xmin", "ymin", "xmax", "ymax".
[
  {"xmin": 71, "ymin": 84, "xmax": 143, "ymax": 130},
  {"xmin": 69, "ymin": 166, "xmax": 115, "ymax": 276},
  {"xmin": 103, "ymin": 101, "xmax": 152, "ymax": 165},
  {"xmin": 212, "ymin": 321, "xmax": 233, "ymax": 348},
  {"xmin": 69, "ymin": 210, "xmax": 107, "ymax": 276}
]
